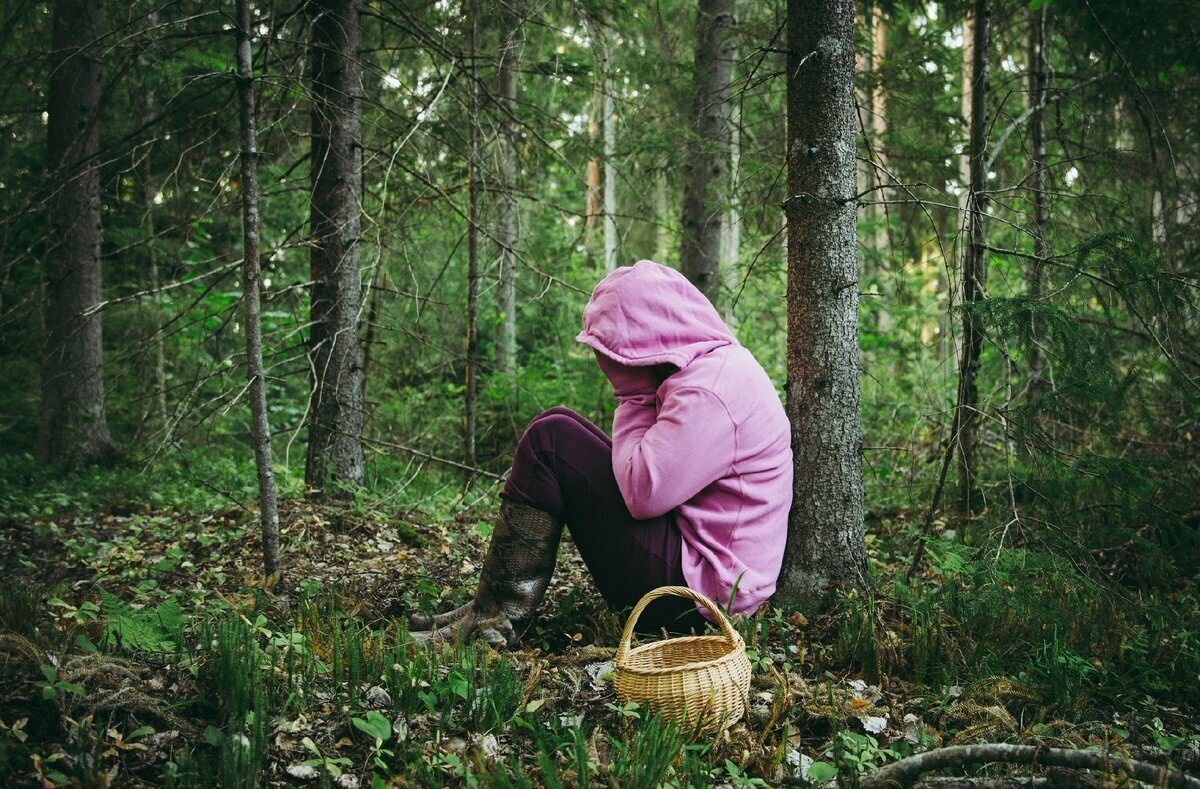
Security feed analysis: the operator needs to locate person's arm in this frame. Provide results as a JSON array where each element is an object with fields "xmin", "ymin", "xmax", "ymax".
[{"xmin": 612, "ymin": 385, "xmax": 737, "ymax": 520}]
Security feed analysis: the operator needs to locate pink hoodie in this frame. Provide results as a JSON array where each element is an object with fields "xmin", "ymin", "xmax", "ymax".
[{"xmin": 575, "ymin": 260, "xmax": 793, "ymax": 616}]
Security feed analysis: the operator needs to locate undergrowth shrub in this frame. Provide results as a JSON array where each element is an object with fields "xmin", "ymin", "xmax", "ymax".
[{"xmin": 827, "ymin": 537, "xmax": 1198, "ymax": 717}]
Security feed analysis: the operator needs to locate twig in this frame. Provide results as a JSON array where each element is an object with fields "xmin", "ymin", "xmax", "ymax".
[{"xmin": 355, "ymin": 432, "xmax": 506, "ymax": 482}]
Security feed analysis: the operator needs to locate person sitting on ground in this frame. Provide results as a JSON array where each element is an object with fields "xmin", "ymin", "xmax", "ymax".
[{"xmin": 409, "ymin": 260, "xmax": 793, "ymax": 646}]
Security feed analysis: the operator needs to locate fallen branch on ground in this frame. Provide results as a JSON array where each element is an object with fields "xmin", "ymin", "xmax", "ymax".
[{"xmin": 857, "ymin": 743, "xmax": 1200, "ymax": 788}]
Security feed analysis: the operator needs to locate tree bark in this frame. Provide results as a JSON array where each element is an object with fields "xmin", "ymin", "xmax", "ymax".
[
  {"xmin": 585, "ymin": 87, "xmax": 602, "ymax": 234},
  {"xmin": 40, "ymin": 0, "xmax": 115, "ymax": 467},
  {"xmin": 1026, "ymin": 2, "xmax": 1047, "ymax": 392},
  {"xmin": 776, "ymin": 0, "xmax": 869, "ymax": 609},
  {"xmin": 463, "ymin": 0, "xmax": 480, "ymax": 466},
  {"xmin": 602, "ymin": 65, "xmax": 617, "ymax": 273},
  {"xmin": 956, "ymin": 0, "xmax": 991, "ymax": 518},
  {"xmin": 305, "ymin": 0, "xmax": 366, "ymax": 495},
  {"xmin": 137, "ymin": 10, "xmax": 168, "ymax": 441},
  {"xmin": 655, "ymin": 165, "xmax": 671, "ymax": 263},
  {"xmin": 680, "ymin": 0, "xmax": 736, "ymax": 305},
  {"xmin": 496, "ymin": 9, "xmax": 520, "ymax": 377},
  {"xmin": 235, "ymin": 0, "xmax": 281, "ymax": 576},
  {"xmin": 868, "ymin": 3, "xmax": 894, "ymax": 336},
  {"xmin": 721, "ymin": 55, "xmax": 741, "ymax": 327},
  {"xmin": 869, "ymin": 1, "xmax": 890, "ymax": 258}
]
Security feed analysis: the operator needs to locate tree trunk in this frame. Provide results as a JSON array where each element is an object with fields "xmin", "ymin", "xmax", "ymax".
[
  {"xmin": 776, "ymin": 0, "xmax": 869, "ymax": 609},
  {"xmin": 40, "ymin": 0, "xmax": 115, "ymax": 467},
  {"xmin": 869, "ymin": 1, "xmax": 890, "ymax": 256},
  {"xmin": 305, "ymin": 0, "xmax": 366, "ymax": 495},
  {"xmin": 137, "ymin": 10, "xmax": 168, "ymax": 441},
  {"xmin": 235, "ymin": 0, "xmax": 281, "ymax": 576},
  {"xmin": 463, "ymin": 0, "xmax": 480, "ymax": 466},
  {"xmin": 655, "ymin": 165, "xmax": 671, "ymax": 263},
  {"xmin": 602, "ymin": 67, "xmax": 617, "ymax": 273},
  {"xmin": 680, "ymin": 0, "xmax": 736, "ymax": 305},
  {"xmin": 956, "ymin": 0, "xmax": 991, "ymax": 518},
  {"xmin": 584, "ymin": 58, "xmax": 603, "ymax": 272},
  {"xmin": 957, "ymin": 13, "xmax": 974, "ymax": 219},
  {"xmin": 1026, "ymin": 2, "xmax": 1047, "ymax": 392},
  {"xmin": 721, "ymin": 56, "xmax": 741, "ymax": 327},
  {"xmin": 496, "ymin": 11, "xmax": 520, "ymax": 377}
]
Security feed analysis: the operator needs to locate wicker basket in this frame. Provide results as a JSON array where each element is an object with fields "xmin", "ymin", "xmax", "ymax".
[{"xmin": 613, "ymin": 586, "xmax": 752, "ymax": 734}]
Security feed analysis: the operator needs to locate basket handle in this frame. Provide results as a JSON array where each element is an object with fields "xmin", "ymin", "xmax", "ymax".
[{"xmin": 616, "ymin": 585, "xmax": 742, "ymax": 663}]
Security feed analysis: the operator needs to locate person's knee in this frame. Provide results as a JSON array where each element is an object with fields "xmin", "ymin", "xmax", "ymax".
[
  {"xmin": 529, "ymin": 406, "xmax": 582, "ymax": 425},
  {"xmin": 521, "ymin": 412, "xmax": 584, "ymax": 446}
]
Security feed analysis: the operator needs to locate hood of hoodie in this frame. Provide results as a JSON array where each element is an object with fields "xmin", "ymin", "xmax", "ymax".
[{"xmin": 575, "ymin": 260, "xmax": 736, "ymax": 369}]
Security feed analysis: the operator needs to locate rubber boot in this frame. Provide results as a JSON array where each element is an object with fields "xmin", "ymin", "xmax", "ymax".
[{"xmin": 410, "ymin": 500, "xmax": 563, "ymax": 648}]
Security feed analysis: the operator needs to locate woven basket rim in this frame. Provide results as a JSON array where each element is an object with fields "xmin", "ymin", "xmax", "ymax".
[{"xmin": 616, "ymin": 633, "xmax": 746, "ymax": 676}]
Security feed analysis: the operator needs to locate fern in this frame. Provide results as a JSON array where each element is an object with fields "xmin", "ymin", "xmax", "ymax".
[{"xmin": 100, "ymin": 589, "xmax": 184, "ymax": 654}]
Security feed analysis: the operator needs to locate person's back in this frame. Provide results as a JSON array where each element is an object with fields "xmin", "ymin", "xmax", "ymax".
[{"xmin": 669, "ymin": 343, "xmax": 793, "ymax": 614}]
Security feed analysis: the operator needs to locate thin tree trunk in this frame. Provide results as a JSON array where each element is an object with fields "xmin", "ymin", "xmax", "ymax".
[
  {"xmin": 137, "ymin": 10, "xmax": 167, "ymax": 440},
  {"xmin": 776, "ymin": 0, "xmax": 869, "ymax": 609},
  {"xmin": 496, "ymin": 10, "xmax": 520, "ymax": 377},
  {"xmin": 869, "ymin": 2, "xmax": 889, "ymax": 256},
  {"xmin": 584, "ymin": 65, "xmax": 603, "ymax": 271},
  {"xmin": 464, "ymin": 0, "xmax": 480, "ymax": 466},
  {"xmin": 680, "ymin": 0, "xmax": 736, "ymax": 305},
  {"xmin": 1026, "ymin": 2, "xmax": 1047, "ymax": 392},
  {"xmin": 361, "ymin": 263, "xmax": 381, "ymax": 400},
  {"xmin": 957, "ymin": 14, "xmax": 974, "ymax": 219},
  {"xmin": 721, "ymin": 56, "xmax": 740, "ymax": 327},
  {"xmin": 956, "ymin": 0, "xmax": 991, "ymax": 518},
  {"xmin": 40, "ymin": 0, "xmax": 115, "ymax": 467},
  {"xmin": 235, "ymin": 0, "xmax": 281, "ymax": 576},
  {"xmin": 305, "ymin": 0, "xmax": 366, "ymax": 495},
  {"xmin": 869, "ymin": 2, "xmax": 892, "ymax": 334},
  {"xmin": 655, "ymin": 165, "xmax": 671, "ymax": 263},
  {"xmin": 602, "ymin": 66, "xmax": 617, "ymax": 273}
]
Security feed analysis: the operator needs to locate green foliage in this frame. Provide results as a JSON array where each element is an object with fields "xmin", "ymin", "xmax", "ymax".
[
  {"xmin": 385, "ymin": 639, "xmax": 523, "ymax": 732},
  {"xmin": 99, "ymin": 589, "xmax": 184, "ymax": 655},
  {"xmin": 203, "ymin": 615, "xmax": 270, "ymax": 789},
  {"xmin": 608, "ymin": 710, "xmax": 685, "ymax": 789}
]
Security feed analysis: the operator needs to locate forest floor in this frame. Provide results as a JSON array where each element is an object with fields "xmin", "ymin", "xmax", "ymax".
[{"xmin": 1, "ymin": 467, "xmax": 1198, "ymax": 787}]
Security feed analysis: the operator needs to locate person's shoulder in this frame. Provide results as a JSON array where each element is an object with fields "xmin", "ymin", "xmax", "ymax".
[{"xmin": 668, "ymin": 347, "xmax": 772, "ymax": 409}]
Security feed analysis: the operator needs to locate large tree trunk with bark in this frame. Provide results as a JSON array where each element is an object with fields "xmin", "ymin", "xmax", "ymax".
[
  {"xmin": 40, "ymin": 0, "xmax": 115, "ymax": 467},
  {"xmin": 305, "ymin": 0, "xmax": 366, "ymax": 495},
  {"xmin": 235, "ymin": 0, "xmax": 281, "ymax": 575},
  {"xmin": 776, "ymin": 0, "xmax": 869, "ymax": 609},
  {"xmin": 680, "ymin": 0, "xmax": 735, "ymax": 305},
  {"xmin": 496, "ymin": 10, "xmax": 520, "ymax": 377},
  {"xmin": 956, "ymin": 0, "xmax": 990, "ymax": 517}
]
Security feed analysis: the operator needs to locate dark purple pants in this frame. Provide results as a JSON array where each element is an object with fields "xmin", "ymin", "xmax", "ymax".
[{"xmin": 501, "ymin": 407, "xmax": 705, "ymax": 633}]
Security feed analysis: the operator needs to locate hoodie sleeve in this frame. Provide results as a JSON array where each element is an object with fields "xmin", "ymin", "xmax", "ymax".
[{"xmin": 612, "ymin": 386, "xmax": 737, "ymax": 520}]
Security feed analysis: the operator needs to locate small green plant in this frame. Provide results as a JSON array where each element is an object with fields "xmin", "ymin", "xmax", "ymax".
[
  {"xmin": 299, "ymin": 736, "xmax": 354, "ymax": 780},
  {"xmin": 722, "ymin": 758, "xmax": 770, "ymax": 787},
  {"xmin": 351, "ymin": 710, "xmax": 395, "ymax": 779},
  {"xmin": 34, "ymin": 665, "xmax": 85, "ymax": 701},
  {"xmin": 47, "ymin": 597, "xmax": 99, "ymax": 625},
  {"xmin": 385, "ymin": 640, "xmax": 522, "ymax": 732},
  {"xmin": 608, "ymin": 709, "xmax": 684, "ymax": 789}
]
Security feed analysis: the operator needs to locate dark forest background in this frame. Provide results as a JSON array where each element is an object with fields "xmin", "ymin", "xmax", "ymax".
[{"xmin": 0, "ymin": 0, "xmax": 1197, "ymax": 785}]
